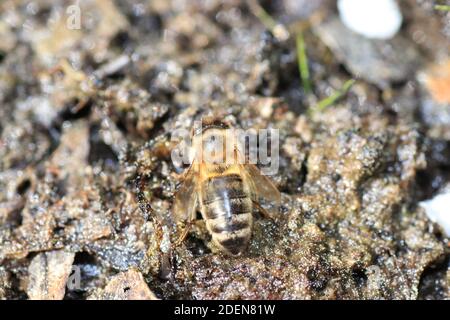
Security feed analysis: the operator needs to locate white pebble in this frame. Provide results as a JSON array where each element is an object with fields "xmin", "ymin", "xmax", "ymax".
[
  {"xmin": 420, "ymin": 191, "xmax": 450, "ymax": 236},
  {"xmin": 337, "ymin": 0, "xmax": 403, "ymax": 40}
]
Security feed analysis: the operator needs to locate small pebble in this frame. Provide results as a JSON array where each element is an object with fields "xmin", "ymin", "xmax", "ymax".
[
  {"xmin": 337, "ymin": 0, "xmax": 403, "ymax": 40},
  {"xmin": 420, "ymin": 190, "xmax": 450, "ymax": 236}
]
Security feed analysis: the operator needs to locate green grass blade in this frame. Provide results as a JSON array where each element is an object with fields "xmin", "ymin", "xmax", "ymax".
[
  {"xmin": 296, "ymin": 32, "xmax": 311, "ymax": 94},
  {"xmin": 313, "ymin": 79, "xmax": 356, "ymax": 113},
  {"xmin": 248, "ymin": 0, "xmax": 277, "ymax": 31},
  {"xmin": 435, "ymin": 5, "xmax": 450, "ymax": 11},
  {"xmin": 248, "ymin": 0, "xmax": 289, "ymax": 40}
]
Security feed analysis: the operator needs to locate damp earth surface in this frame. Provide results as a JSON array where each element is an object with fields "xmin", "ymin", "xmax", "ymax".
[{"xmin": 0, "ymin": 0, "xmax": 449, "ymax": 300}]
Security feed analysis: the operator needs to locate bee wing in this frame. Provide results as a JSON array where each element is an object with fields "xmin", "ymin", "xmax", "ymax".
[
  {"xmin": 173, "ymin": 165, "xmax": 198, "ymax": 225},
  {"xmin": 242, "ymin": 163, "xmax": 281, "ymax": 218}
]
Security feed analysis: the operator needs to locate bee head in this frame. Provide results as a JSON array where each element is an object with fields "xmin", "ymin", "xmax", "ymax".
[{"xmin": 192, "ymin": 117, "xmax": 230, "ymax": 137}]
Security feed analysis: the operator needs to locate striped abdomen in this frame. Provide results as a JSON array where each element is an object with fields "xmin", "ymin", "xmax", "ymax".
[{"xmin": 200, "ymin": 173, "xmax": 253, "ymax": 255}]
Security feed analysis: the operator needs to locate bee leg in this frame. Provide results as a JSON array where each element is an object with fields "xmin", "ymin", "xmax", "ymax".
[
  {"xmin": 252, "ymin": 200, "xmax": 275, "ymax": 220},
  {"xmin": 173, "ymin": 222, "xmax": 193, "ymax": 247}
]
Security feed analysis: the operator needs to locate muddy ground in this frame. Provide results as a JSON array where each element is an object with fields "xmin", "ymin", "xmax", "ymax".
[{"xmin": 0, "ymin": 0, "xmax": 449, "ymax": 299}]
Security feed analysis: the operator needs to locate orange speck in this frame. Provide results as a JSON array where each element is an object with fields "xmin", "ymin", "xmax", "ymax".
[{"xmin": 425, "ymin": 60, "xmax": 450, "ymax": 104}]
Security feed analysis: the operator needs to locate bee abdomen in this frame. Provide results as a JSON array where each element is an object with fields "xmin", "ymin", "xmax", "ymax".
[
  {"xmin": 202, "ymin": 174, "xmax": 246, "ymax": 200},
  {"xmin": 202, "ymin": 174, "xmax": 252, "ymax": 219},
  {"xmin": 214, "ymin": 227, "xmax": 252, "ymax": 255},
  {"xmin": 203, "ymin": 196, "xmax": 251, "ymax": 219},
  {"xmin": 207, "ymin": 213, "xmax": 252, "ymax": 255},
  {"xmin": 204, "ymin": 197, "xmax": 253, "ymax": 255},
  {"xmin": 208, "ymin": 213, "xmax": 251, "ymax": 234},
  {"xmin": 201, "ymin": 174, "xmax": 253, "ymax": 254}
]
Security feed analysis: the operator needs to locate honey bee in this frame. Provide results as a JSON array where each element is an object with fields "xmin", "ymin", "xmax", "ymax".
[{"xmin": 172, "ymin": 118, "xmax": 281, "ymax": 255}]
